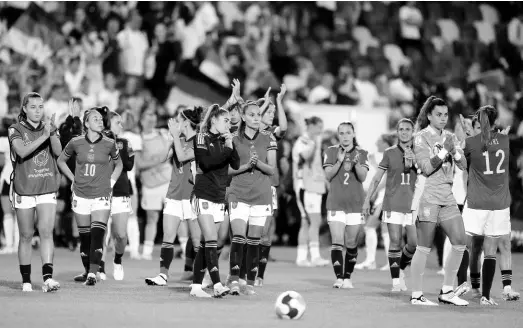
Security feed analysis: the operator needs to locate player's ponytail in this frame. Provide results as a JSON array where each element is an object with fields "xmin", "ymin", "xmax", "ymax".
[
  {"xmin": 416, "ymin": 96, "xmax": 446, "ymax": 130},
  {"xmin": 19, "ymin": 92, "xmax": 42, "ymax": 123},
  {"xmin": 477, "ymin": 105, "xmax": 498, "ymax": 151},
  {"xmin": 182, "ymin": 106, "xmax": 203, "ymax": 132}
]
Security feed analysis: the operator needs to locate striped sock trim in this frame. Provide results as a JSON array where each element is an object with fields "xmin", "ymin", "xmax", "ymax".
[
  {"xmin": 470, "ymin": 272, "xmax": 481, "ymax": 288},
  {"xmin": 260, "ymin": 240, "xmax": 272, "ymax": 247},
  {"xmin": 346, "ymin": 247, "xmax": 358, "ymax": 257},
  {"xmin": 78, "ymin": 226, "xmax": 90, "ymax": 234},
  {"xmin": 162, "ymin": 242, "xmax": 175, "ymax": 249},
  {"xmin": 501, "ymin": 270, "xmax": 512, "ymax": 287},
  {"xmin": 91, "ymin": 221, "xmax": 107, "ymax": 230},
  {"xmin": 402, "ymin": 246, "xmax": 415, "ymax": 258},
  {"xmin": 331, "ymin": 243, "xmax": 344, "ymax": 251},
  {"xmin": 309, "ymin": 241, "xmax": 320, "ymax": 248},
  {"xmin": 388, "ymin": 250, "xmax": 402, "ymax": 258},
  {"xmin": 247, "ymin": 237, "xmax": 261, "ymax": 246},
  {"xmin": 232, "ymin": 235, "xmax": 246, "ymax": 244},
  {"xmin": 205, "ymin": 240, "xmax": 218, "ymax": 248}
]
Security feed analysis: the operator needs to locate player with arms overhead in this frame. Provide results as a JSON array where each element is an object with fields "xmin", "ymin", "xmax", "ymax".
[
  {"xmin": 324, "ymin": 122, "xmax": 369, "ymax": 289},
  {"xmin": 462, "ymin": 106, "xmax": 519, "ymax": 305},
  {"xmin": 9, "ymin": 92, "xmax": 62, "ymax": 292},
  {"xmin": 363, "ymin": 118, "xmax": 418, "ymax": 292},
  {"xmin": 57, "ymin": 108, "xmax": 123, "ymax": 286},
  {"xmin": 410, "ymin": 96, "xmax": 468, "ymax": 306}
]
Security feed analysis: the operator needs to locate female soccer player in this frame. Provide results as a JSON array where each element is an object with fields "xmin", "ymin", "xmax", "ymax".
[
  {"xmin": 410, "ymin": 96, "xmax": 468, "ymax": 306},
  {"xmin": 0, "ymin": 116, "xmax": 18, "ymax": 255},
  {"xmin": 227, "ymin": 101, "xmax": 277, "ymax": 295},
  {"xmin": 292, "ymin": 116, "xmax": 329, "ymax": 267},
  {"xmin": 363, "ymin": 119, "xmax": 417, "ymax": 291},
  {"xmin": 9, "ymin": 92, "xmax": 62, "ymax": 292},
  {"xmin": 145, "ymin": 106, "xmax": 203, "ymax": 286},
  {"xmin": 255, "ymin": 85, "xmax": 287, "ymax": 286},
  {"xmin": 57, "ymin": 107, "xmax": 123, "ymax": 286},
  {"xmin": 323, "ymin": 122, "xmax": 369, "ymax": 289},
  {"xmin": 190, "ymin": 104, "xmax": 240, "ymax": 298},
  {"xmin": 462, "ymin": 107, "xmax": 519, "ymax": 304},
  {"xmin": 101, "ymin": 111, "xmax": 134, "ymax": 281},
  {"xmin": 136, "ymin": 109, "xmax": 172, "ymax": 260}
]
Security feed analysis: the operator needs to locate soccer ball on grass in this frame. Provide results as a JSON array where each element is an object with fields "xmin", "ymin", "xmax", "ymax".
[{"xmin": 275, "ymin": 291, "xmax": 306, "ymax": 320}]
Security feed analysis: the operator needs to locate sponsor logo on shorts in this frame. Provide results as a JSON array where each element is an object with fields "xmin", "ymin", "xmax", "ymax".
[
  {"xmin": 202, "ymin": 202, "xmax": 208, "ymax": 210},
  {"xmin": 16, "ymin": 195, "xmax": 21, "ymax": 204},
  {"xmin": 331, "ymin": 211, "xmax": 336, "ymax": 216}
]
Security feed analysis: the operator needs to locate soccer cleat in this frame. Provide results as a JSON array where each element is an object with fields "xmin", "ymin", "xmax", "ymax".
[
  {"xmin": 502, "ymin": 286, "xmax": 520, "ymax": 301},
  {"xmin": 310, "ymin": 257, "xmax": 330, "ymax": 267},
  {"xmin": 213, "ymin": 283, "xmax": 230, "ymax": 298},
  {"xmin": 333, "ymin": 278, "xmax": 344, "ymax": 289},
  {"xmin": 480, "ymin": 296, "xmax": 498, "ymax": 306},
  {"xmin": 190, "ymin": 284, "xmax": 211, "ymax": 298},
  {"xmin": 296, "ymin": 259, "xmax": 312, "ymax": 267},
  {"xmin": 145, "ymin": 273, "xmax": 167, "ymax": 286},
  {"xmin": 254, "ymin": 277, "xmax": 264, "ymax": 287},
  {"xmin": 354, "ymin": 261, "xmax": 376, "ymax": 270},
  {"xmin": 22, "ymin": 283, "xmax": 33, "ymax": 292},
  {"xmin": 471, "ymin": 288, "xmax": 482, "ymax": 298},
  {"xmin": 84, "ymin": 273, "xmax": 97, "ymax": 286},
  {"xmin": 391, "ymin": 284, "xmax": 402, "ymax": 292},
  {"xmin": 113, "ymin": 264, "xmax": 124, "ymax": 281},
  {"xmin": 438, "ymin": 289, "xmax": 468, "ymax": 306},
  {"xmin": 380, "ymin": 264, "xmax": 389, "ymax": 271},
  {"xmin": 202, "ymin": 271, "xmax": 213, "ymax": 288},
  {"xmin": 42, "ymin": 279, "xmax": 60, "ymax": 292},
  {"xmin": 180, "ymin": 271, "xmax": 193, "ymax": 281},
  {"xmin": 411, "ymin": 295, "xmax": 438, "ymax": 306},
  {"xmin": 243, "ymin": 285, "xmax": 256, "ymax": 296},
  {"xmin": 341, "ymin": 278, "xmax": 354, "ymax": 289},
  {"xmin": 398, "ymin": 270, "xmax": 408, "ymax": 291},
  {"xmin": 454, "ymin": 282, "xmax": 471, "ymax": 297},
  {"xmin": 73, "ymin": 272, "xmax": 88, "ymax": 282},
  {"xmin": 96, "ymin": 272, "xmax": 106, "ymax": 281},
  {"xmin": 229, "ymin": 281, "xmax": 241, "ymax": 295}
]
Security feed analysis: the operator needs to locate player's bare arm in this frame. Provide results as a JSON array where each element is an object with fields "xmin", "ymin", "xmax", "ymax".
[
  {"xmin": 324, "ymin": 147, "xmax": 345, "ymax": 181},
  {"xmin": 273, "ymin": 84, "xmax": 288, "ymax": 137},
  {"xmin": 11, "ymin": 128, "xmax": 51, "ymax": 160},
  {"xmin": 362, "ymin": 169, "xmax": 386, "ymax": 216},
  {"xmin": 168, "ymin": 118, "xmax": 195, "ymax": 163},
  {"xmin": 57, "ymin": 151, "xmax": 75, "ymax": 182},
  {"xmin": 111, "ymin": 157, "xmax": 123, "ymax": 186},
  {"xmin": 48, "ymin": 113, "xmax": 62, "ymax": 157},
  {"xmin": 255, "ymin": 149, "xmax": 276, "ymax": 176}
]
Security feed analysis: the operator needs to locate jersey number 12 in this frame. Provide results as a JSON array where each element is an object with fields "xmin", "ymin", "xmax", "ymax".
[
  {"xmin": 482, "ymin": 150, "xmax": 505, "ymax": 175},
  {"xmin": 84, "ymin": 164, "xmax": 96, "ymax": 177}
]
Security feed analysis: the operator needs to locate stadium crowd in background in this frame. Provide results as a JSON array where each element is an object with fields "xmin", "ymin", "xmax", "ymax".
[{"xmin": 2, "ymin": 1, "xmax": 523, "ymax": 257}]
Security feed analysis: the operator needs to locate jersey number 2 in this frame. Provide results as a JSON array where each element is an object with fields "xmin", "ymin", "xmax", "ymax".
[
  {"xmin": 482, "ymin": 150, "xmax": 505, "ymax": 175},
  {"xmin": 84, "ymin": 164, "xmax": 96, "ymax": 177},
  {"xmin": 343, "ymin": 173, "xmax": 349, "ymax": 185}
]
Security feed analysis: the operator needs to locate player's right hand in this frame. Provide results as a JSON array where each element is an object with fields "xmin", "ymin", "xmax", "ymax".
[
  {"xmin": 443, "ymin": 136, "xmax": 455, "ymax": 154},
  {"xmin": 362, "ymin": 201, "xmax": 371, "ymax": 217},
  {"xmin": 43, "ymin": 121, "xmax": 52, "ymax": 138},
  {"xmin": 337, "ymin": 147, "xmax": 346, "ymax": 163},
  {"xmin": 167, "ymin": 118, "xmax": 180, "ymax": 138}
]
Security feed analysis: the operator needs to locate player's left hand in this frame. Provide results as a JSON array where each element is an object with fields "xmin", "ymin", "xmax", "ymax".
[
  {"xmin": 277, "ymin": 84, "xmax": 287, "ymax": 102},
  {"xmin": 443, "ymin": 136, "xmax": 456, "ymax": 154},
  {"xmin": 49, "ymin": 113, "xmax": 57, "ymax": 134},
  {"xmin": 168, "ymin": 118, "xmax": 180, "ymax": 138},
  {"xmin": 500, "ymin": 126, "xmax": 511, "ymax": 135}
]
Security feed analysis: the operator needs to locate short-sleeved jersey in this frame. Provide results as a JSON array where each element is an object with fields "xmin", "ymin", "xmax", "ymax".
[
  {"xmin": 378, "ymin": 145, "xmax": 417, "ymax": 213},
  {"xmin": 265, "ymin": 126, "xmax": 284, "ymax": 187},
  {"xmin": 166, "ymin": 136, "xmax": 195, "ymax": 201},
  {"xmin": 414, "ymin": 126, "xmax": 466, "ymax": 206},
  {"xmin": 8, "ymin": 121, "xmax": 61, "ymax": 196},
  {"xmin": 464, "ymin": 132, "xmax": 510, "ymax": 210},
  {"xmin": 64, "ymin": 134, "xmax": 119, "ymax": 199},
  {"xmin": 293, "ymin": 135, "xmax": 326, "ymax": 194},
  {"xmin": 229, "ymin": 130, "xmax": 277, "ymax": 205},
  {"xmin": 323, "ymin": 145, "xmax": 369, "ymax": 213}
]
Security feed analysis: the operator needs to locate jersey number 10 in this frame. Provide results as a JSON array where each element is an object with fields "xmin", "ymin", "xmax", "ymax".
[
  {"xmin": 84, "ymin": 164, "xmax": 97, "ymax": 177},
  {"xmin": 482, "ymin": 150, "xmax": 505, "ymax": 175}
]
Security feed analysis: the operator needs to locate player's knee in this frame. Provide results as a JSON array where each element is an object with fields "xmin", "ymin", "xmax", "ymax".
[
  {"xmin": 498, "ymin": 237, "xmax": 511, "ymax": 254},
  {"xmin": 113, "ymin": 232, "xmax": 126, "ymax": 244},
  {"xmin": 19, "ymin": 231, "xmax": 33, "ymax": 243},
  {"xmin": 389, "ymin": 238, "xmax": 402, "ymax": 250},
  {"xmin": 344, "ymin": 238, "xmax": 358, "ymax": 249}
]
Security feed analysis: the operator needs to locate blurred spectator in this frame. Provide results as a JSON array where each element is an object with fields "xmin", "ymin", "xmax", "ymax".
[
  {"xmin": 398, "ymin": 2, "xmax": 423, "ymax": 55},
  {"xmin": 508, "ymin": 14, "xmax": 523, "ymax": 59},
  {"xmin": 117, "ymin": 10, "xmax": 149, "ymax": 78}
]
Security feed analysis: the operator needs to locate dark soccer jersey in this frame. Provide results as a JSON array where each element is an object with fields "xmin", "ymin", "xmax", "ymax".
[
  {"xmin": 265, "ymin": 126, "xmax": 284, "ymax": 187},
  {"xmin": 228, "ymin": 130, "xmax": 278, "ymax": 205},
  {"xmin": 64, "ymin": 134, "xmax": 120, "ymax": 199},
  {"xmin": 464, "ymin": 133, "xmax": 510, "ymax": 210},
  {"xmin": 166, "ymin": 136, "xmax": 195, "ymax": 201},
  {"xmin": 112, "ymin": 137, "xmax": 134, "ymax": 197},
  {"xmin": 378, "ymin": 145, "xmax": 417, "ymax": 213},
  {"xmin": 8, "ymin": 121, "xmax": 61, "ymax": 196},
  {"xmin": 323, "ymin": 145, "xmax": 369, "ymax": 213},
  {"xmin": 193, "ymin": 132, "xmax": 240, "ymax": 203}
]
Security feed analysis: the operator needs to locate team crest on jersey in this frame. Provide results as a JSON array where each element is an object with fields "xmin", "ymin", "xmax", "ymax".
[
  {"xmin": 202, "ymin": 202, "xmax": 209, "ymax": 210},
  {"xmin": 87, "ymin": 153, "xmax": 95, "ymax": 163},
  {"xmin": 33, "ymin": 149, "xmax": 49, "ymax": 167},
  {"xmin": 231, "ymin": 202, "xmax": 237, "ymax": 209},
  {"xmin": 343, "ymin": 159, "xmax": 352, "ymax": 171}
]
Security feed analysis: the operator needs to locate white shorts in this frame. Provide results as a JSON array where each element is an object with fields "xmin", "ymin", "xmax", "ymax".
[
  {"xmin": 462, "ymin": 203, "xmax": 511, "ymax": 237},
  {"xmin": 164, "ymin": 198, "xmax": 196, "ymax": 221},
  {"xmin": 111, "ymin": 196, "xmax": 131, "ymax": 215},
  {"xmin": 72, "ymin": 193, "xmax": 111, "ymax": 215},
  {"xmin": 141, "ymin": 183, "xmax": 169, "ymax": 211},
  {"xmin": 12, "ymin": 192, "xmax": 57, "ymax": 209},
  {"xmin": 271, "ymin": 186, "xmax": 278, "ymax": 211},
  {"xmin": 303, "ymin": 190, "xmax": 322, "ymax": 215},
  {"xmin": 229, "ymin": 201, "xmax": 271, "ymax": 227},
  {"xmin": 327, "ymin": 211, "xmax": 364, "ymax": 226},
  {"xmin": 192, "ymin": 197, "xmax": 225, "ymax": 223},
  {"xmin": 382, "ymin": 211, "xmax": 414, "ymax": 226}
]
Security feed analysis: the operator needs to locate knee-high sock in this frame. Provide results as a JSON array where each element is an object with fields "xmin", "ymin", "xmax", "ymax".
[
  {"xmin": 246, "ymin": 237, "xmax": 260, "ymax": 286},
  {"xmin": 229, "ymin": 235, "xmax": 246, "ymax": 280},
  {"xmin": 410, "ymin": 246, "xmax": 430, "ymax": 296},
  {"xmin": 456, "ymin": 249, "xmax": 469, "ymax": 286},
  {"xmin": 501, "ymin": 270, "xmax": 512, "ymax": 288},
  {"xmin": 204, "ymin": 240, "xmax": 220, "ymax": 285},
  {"xmin": 184, "ymin": 238, "xmax": 195, "ymax": 272},
  {"xmin": 331, "ymin": 244, "xmax": 344, "ymax": 279},
  {"xmin": 482, "ymin": 256, "xmax": 496, "ymax": 299},
  {"xmin": 192, "ymin": 243, "xmax": 205, "ymax": 284},
  {"xmin": 344, "ymin": 247, "xmax": 358, "ymax": 279},
  {"xmin": 364, "ymin": 227, "xmax": 377, "ymax": 263},
  {"xmin": 89, "ymin": 221, "xmax": 107, "ymax": 273},
  {"xmin": 258, "ymin": 241, "xmax": 271, "ymax": 279},
  {"xmin": 388, "ymin": 249, "xmax": 402, "ymax": 279},
  {"xmin": 239, "ymin": 243, "xmax": 248, "ymax": 279},
  {"xmin": 400, "ymin": 245, "xmax": 415, "ymax": 270},
  {"xmin": 443, "ymin": 245, "xmax": 466, "ymax": 291},
  {"xmin": 78, "ymin": 225, "xmax": 91, "ymax": 272},
  {"xmin": 160, "ymin": 241, "xmax": 175, "ymax": 276}
]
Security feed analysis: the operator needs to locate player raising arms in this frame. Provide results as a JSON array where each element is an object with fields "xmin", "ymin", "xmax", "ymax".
[
  {"xmin": 227, "ymin": 101, "xmax": 277, "ymax": 295},
  {"xmin": 57, "ymin": 107, "xmax": 123, "ymax": 286},
  {"xmin": 363, "ymin": 119, "xmax": 417, "ymax": 292},
  {"xmin": 9, "ymin": 92, "xmax": 62, "ymax": 292},
  {"xmin": 256, "ymin": 85, "xmax": 288, "ymax": 286},
  {"xmin": 101, "ymin": 111, "xmax": 134, "ymax": 281},
  {"xmin": 462, "ymin": 106, "xmax": 519, "ymax": 304},
  {"xmin": 145, "ymin": 106, "xmax": 203, "ymax": 286},
  {"xmin": 324, "ymin": 122, "xmax": 369, "ymax": 289},
  {"xmin": 410, "ymin": 96, "xmax": 468, "ymax": 306},
  {"xmin": 190, "ymin": 104, "xmax": 240, "ymax": 298}
]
